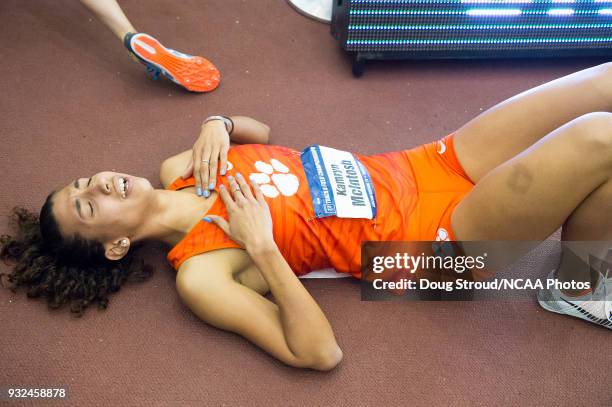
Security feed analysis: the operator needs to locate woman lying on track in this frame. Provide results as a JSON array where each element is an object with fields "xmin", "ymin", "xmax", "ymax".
[{"xmin": 2, "ymin": 63, "xmax": 611, "ymax": 370}]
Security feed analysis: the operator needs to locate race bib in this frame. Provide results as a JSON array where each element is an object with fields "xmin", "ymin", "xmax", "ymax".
[{"xmin": 301, "ymin": 145, "xmax": 377, "ymax": 219}]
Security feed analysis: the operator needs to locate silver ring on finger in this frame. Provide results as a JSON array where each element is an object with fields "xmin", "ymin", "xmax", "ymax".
[{"xmin": 201, "ymin": 159, "xmax": 209, "ymax": 164}]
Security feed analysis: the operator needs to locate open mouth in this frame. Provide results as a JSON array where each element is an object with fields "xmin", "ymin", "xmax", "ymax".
[{"xmin": 116, "ymin": 176, "xmax": 130, "ymax": 199}]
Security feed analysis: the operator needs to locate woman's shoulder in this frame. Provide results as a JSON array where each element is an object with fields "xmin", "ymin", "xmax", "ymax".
[{"xmin": 160, "ymin": 149, "xmax": 193, "ymax": 189}]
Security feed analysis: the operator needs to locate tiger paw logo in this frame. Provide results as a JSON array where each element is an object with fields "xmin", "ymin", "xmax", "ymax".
[{"xmin": 250, "ymin": 159, "xmax": 299, "ymax": 198}]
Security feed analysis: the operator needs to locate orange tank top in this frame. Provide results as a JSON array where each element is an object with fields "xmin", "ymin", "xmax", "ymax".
[{"xmin": 166, "ymin": 144, "xmax": 418, "ymax": 278}]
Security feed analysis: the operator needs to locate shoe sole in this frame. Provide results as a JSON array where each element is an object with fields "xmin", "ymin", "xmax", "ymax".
[{"xmin": 130, "ymin": 33, "xmax": 220, "ymax": 92}]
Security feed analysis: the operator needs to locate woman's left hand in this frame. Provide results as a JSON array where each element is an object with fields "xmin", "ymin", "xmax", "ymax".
[
  {"xmin": 181, "ymin": 120, "xmax": 230, "ymax": 197},
  {"xmin": 205, "ymin": 173, "xmax": 275, "ymax": 252}
]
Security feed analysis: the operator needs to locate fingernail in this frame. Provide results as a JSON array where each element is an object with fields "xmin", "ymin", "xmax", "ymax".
[
  {"xmin": 202, "ymin": 216, "xmax": 212, "ymax": 223},
  {"xmin": 236, "ymin": 172, "xmax": 242, "ymax": 179},
  {"xmin": 209, "ymin": 182, "xmax": 215, "ymax": 190},
  {"xmin": 219, "ymin": 184, "xmax": 225, "ymax": 189},
  {"xmin": 220, "ymin": 168, "xmax": 226, "ymax": 176},
  {"xmin": 203, "ymin": 189, "xmax": 210, "ymax": 198},
  {"xmin": 196, "ymin": 187, "xmax": 202, "ymax": 196}
]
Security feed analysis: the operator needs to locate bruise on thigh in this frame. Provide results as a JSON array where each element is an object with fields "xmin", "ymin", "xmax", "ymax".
[{"xmin": 505, "ymin": 162, "xmax": 534, "ymax": 194}]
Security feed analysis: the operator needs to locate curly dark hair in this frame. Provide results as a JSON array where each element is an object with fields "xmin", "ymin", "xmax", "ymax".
[{"xmin": 0, "ymin": 192, "xmax": 154, "ymax": 317}]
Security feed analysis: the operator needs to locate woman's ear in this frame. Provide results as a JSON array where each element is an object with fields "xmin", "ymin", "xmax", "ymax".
[{"xmin": 104, "ymin": 238, "xmax": 130, "ymax": 261}]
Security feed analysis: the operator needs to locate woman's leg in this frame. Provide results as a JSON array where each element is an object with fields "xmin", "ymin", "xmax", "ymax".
[
  {"xmin": 452, "ymin": 112, "xmax": 611, "ymax": 241},
  {"xmin": 450, "ymin": 113, "xmax": 612, "ymax": 325},
  {"xmin": 78, "ymin": 0, "xmax": 136, "ymax": 41},
  {"xmin": 452, "ymin": 112, "xmax": 612, "ymax": 240},
  {"xmin": 452, "ymin": 62, "xmax": 612, "ymax": 183}
]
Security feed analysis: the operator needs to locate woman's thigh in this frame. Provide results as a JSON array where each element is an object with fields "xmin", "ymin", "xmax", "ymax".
[
  {"xmin": 452, "ymin": 63, "xmax": 612, "ymax": 184},
  {"xmin": 450, "ymin": 113, "xmax": 612, "ymax": 241}
]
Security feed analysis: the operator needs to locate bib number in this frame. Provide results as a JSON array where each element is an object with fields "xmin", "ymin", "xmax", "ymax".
[{"xmin": 301, "ymin": 145, "xmax": 377, "ymax": 219}]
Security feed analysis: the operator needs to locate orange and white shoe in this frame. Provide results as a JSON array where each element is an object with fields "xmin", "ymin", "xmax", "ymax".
[{"xmin": 124, "ymin": 32, "xmax": 220, "ymax": 92}]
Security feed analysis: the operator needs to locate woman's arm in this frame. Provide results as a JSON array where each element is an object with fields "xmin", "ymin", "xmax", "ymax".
[
  {"xmin": 176, "ymin": 249, "xmax": 342, "ymax": 370},
  {"xmin": 228, "ymin": 116, "xmax": 270, "ymax": 145},
  {"xmin": 246, "ymin": 241, "xmax": 343, "ymax": 368},
  {"xmin": 198, "ymin": 174, "xmax": 343, "ymax": 369},
  {"xmin": 159, "ymin": 116, "xmax": 270, "ymax": 189}
]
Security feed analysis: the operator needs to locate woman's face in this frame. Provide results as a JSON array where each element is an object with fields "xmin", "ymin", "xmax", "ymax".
[{"xmin": 52, "ymin": 171, "xmax": 154, "ymax": 244}]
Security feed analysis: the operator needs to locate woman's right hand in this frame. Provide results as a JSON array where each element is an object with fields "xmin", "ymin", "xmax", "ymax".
[
  {"xmin": 204, "ymin": 173, "xmax": 275, "ymax": 252},
  {"xmin": 181, "ymin": 119, "xmax": 230, "ymax": 197}
]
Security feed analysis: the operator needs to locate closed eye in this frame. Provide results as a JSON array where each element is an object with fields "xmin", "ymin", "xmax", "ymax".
[{"xmin": 82, "ymin": 177, "xmax": 93, "ymax": 217}]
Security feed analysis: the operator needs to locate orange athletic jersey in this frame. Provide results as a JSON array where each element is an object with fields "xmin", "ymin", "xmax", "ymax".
[{"xmin": 166, "ymin": 137, "xmax": 474, "ymax": 279}]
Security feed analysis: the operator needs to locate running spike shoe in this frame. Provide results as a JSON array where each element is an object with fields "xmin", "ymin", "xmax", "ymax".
[
  {"xmin": 538, "ymin": 270, "xmax": 612, "ymax": 330},
  {"xmin": 124, "ymin": 32, "xmax": 220, "ymax": 92}
]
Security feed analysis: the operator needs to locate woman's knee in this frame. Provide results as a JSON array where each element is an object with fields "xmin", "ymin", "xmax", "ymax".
[
  {"xmin": 595, "ymin": 61, "xmax": 612, "ymax": 82},
  {"xmin": 566, "ymin": 112, "xmax": 612, "ymax": 165}
]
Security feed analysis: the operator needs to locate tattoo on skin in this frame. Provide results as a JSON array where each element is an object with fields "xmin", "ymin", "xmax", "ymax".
[{"xmin": 506, "ymin": 162, "xmax": 534, "ymax": 194}]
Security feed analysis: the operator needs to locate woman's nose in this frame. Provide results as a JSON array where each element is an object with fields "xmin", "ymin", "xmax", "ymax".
[{"xmin": 95, "ymin": 178, "xmax": 112, "ymax": 195}]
